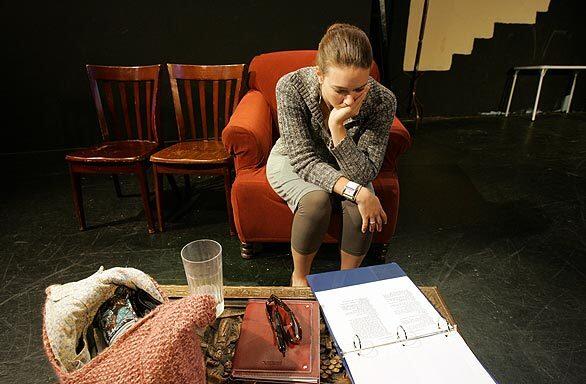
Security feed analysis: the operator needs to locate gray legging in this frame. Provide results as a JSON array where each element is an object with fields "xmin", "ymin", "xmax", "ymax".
[{"xmin": 291, "ymin": 190, "xmax": 373, "ymax": 256}]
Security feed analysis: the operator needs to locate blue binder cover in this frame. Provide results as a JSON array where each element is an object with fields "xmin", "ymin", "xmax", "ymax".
[
  {"xmin": 307, "ymin": 263, "xmax": 406, "ymax": 384},
  {"xmin": 307, "ymin": 262, "xmax": 406, "ymax": 293}
]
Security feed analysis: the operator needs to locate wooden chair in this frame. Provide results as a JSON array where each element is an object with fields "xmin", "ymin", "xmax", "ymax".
[
  {"xmin": 150, "ymin": 64, "xmax": 245, "ymax": 232},
  {"xmin": 66, "ymin": 65, "xmax": 162, "ymax": 234}
]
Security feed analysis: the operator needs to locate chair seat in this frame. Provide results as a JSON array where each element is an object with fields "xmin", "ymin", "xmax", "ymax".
[
  {"xmin": 65, "ymin": 140, "xmax": 158, "ymax": 163},
  {"xmin": 150, "ymin": 140, "xmax": 230, "ymax": 165}
]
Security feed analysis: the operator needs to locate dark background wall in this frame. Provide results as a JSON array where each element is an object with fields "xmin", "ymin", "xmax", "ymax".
[
  {"xmin": 1, "ymin": 0, "xmax": 371, "ymax": 153},
  {"xmin": 1, "ymin": 0, "xmax": 584, "ymax": 153}
]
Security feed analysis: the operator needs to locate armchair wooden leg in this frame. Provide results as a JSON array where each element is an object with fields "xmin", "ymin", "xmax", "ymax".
[
  {"xmin": 240, "ymin": 242, "xmax": 255, "ymax": 259},
  {"xmin": 153, "ymin": 166, "xmax": 165, "ymax": 232},
  {"xmin": 223, "ymin": 167, "xmax": 236, "ymax": 236},
  {"xmin": 112, "ymin": 174, "xmax": 122, "ymax": 197},
  {"xmin": 69, "ymin": 166, "xmax": 86, "ymax": 231},
  {"xmin": 136, "ymin": 165, "xmax": 155, "ymax": 234}
]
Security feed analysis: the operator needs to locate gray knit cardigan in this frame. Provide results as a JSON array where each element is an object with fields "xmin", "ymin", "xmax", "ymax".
[{"xmin": 272, "ymin": 66, "xmax": 397, "ymax": 193}]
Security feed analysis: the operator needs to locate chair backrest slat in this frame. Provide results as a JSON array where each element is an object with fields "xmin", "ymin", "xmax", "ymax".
[
  {"xmin": 184, "ymin": 80, "xmax": 197, "ymax": 139},
  {"xmin": 168, "ymin": 76, "xmax": 185, "ymax": 140},
  {"xmin": 118, "ymin": 82, "xmax": 132, "ymax": 138},
  {"xmin": 167, "ymin": 64, "xmax": 245, "ymax": 142},
  {"xmin": 198, "ymin": 81, "xmax": 208, "ymax": 140},
  {"xmin": 88, "ymin": 76, "xmax": 109, "ymax": 141},
  {"xmin": 86, "ymin": 65, "xmax": 161, "ymax": 144},
  {"xmin": 145, "ymin": 80, "xmax": 152, "ymax": 141},
  {"xmin": 224, "ymin": 80, "xmax": 232, "ymax": 126},
  {"xmin": 212, "ymin": 80, "xmax": 219, "ymax": 139},
  {"xmin": 233, "ymin": 77, "xmax": 243, "ymax": 112},
  {"xmin": 133, "ymin": 82, "xmax": 143, "ymax": 139},
  {"xmin": 102, "ymin": 82, "xmax": 119, "ymax": 138}
]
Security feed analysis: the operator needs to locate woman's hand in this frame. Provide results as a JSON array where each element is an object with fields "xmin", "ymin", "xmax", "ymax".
[
  {"xmin": 355, "ymin": 187, "xmax": 387, "ymax": 233},
  {"xmin": 328, "ymin": 85, "xmax": 370, "ymax": 130}
]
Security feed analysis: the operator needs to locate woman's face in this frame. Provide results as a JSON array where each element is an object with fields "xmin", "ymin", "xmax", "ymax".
[{"xmin": 317, "ymin": 65, "xmax": 370, "ymax": 109}]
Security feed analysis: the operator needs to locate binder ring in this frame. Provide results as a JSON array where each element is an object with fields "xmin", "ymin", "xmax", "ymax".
[
  {"xmin": 342, "ymin": 321, "xmax": 458, "ymax": 358},
  {"xmin": 353, "ymin": 334, "xmax": 362, "ymax": 356},
  {"xmin": 397, "ymin": 325, "xmax": 408, "ymax": 343}
]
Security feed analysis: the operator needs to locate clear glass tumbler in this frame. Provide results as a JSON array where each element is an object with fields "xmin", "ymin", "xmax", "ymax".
[{"xmin": 181, "ymin": 239, "xmax": 224, "ymax": 317}]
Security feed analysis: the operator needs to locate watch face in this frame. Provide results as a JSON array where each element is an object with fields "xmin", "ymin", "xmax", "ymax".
[{"xmin": 343, "ymin": 185, "xmax": 357, "ymax": 201}]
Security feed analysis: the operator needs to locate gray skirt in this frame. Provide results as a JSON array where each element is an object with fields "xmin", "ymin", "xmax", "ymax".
[
  {"xmin": 266, "ymin": 147, "xmax": 325, "ymax": 212},
  {"xmin": 266, "ymin": 145, "xmax": 374, "ymax": 213}
]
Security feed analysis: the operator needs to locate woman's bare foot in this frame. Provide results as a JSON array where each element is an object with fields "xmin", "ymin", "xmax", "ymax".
[{"xmin": 291, "ymin": 274, "xmax": 309, "ymax": 287}]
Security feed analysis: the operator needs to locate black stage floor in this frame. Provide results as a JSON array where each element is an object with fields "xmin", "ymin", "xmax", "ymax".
[{"xmin": 0, "ymin": 114, "xmax": 584, "ymax": 383}]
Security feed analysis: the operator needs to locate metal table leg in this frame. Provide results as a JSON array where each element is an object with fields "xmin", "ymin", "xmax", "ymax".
[
  {"xmin": 505, "ymin": 70, "xmax": 518, "ymax": 117},
  {"xmin": 532, "ymin": 68, "xmax": 547, "ymax": 121}
]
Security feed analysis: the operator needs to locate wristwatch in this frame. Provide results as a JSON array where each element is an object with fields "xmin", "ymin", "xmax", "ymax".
[{"xmin": 342, "ymin": 181, "xmax": 362, "ymax": 202}]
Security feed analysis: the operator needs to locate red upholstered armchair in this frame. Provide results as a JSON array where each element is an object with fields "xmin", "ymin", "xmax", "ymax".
[{"xmin": 222, "ymin": 51, "xmax": 412, "ymax": 258}]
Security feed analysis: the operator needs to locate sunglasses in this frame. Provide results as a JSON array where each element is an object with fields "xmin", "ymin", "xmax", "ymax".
[{"xmin": 265, "ymin": 294, "xmax": 302, "ymax": 356}]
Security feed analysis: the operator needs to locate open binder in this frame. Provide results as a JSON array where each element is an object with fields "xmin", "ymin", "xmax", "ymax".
[{"xmin": 307, "ymin": 263, "xmax": 497, "ymax": 384}]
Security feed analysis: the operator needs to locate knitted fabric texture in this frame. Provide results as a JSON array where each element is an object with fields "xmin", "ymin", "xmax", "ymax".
[
  {"xmin": 43, "ymin": 293, "xmax": 216, "ymax": 384},
  {"xmin": 272, "ymin": 66, "xmax": 397, "ymax": 193},
  {"xmin": 44, "ymin": 267, "xmax": 166, "ymax": 372}
]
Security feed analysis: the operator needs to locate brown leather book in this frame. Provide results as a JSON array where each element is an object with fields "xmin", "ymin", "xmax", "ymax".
[{"xmin": 231, "ymin": 299, "xmax": 320, "ymax": 383}]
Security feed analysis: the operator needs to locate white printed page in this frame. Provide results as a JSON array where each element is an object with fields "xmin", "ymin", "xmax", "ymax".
[
  {"xmin": 344, "ymin": 332, "xmax": 496, "ymax": 384},
  {"xmin": 315, "ymin": 276, "xmax": 443, "ymax": 353}
]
